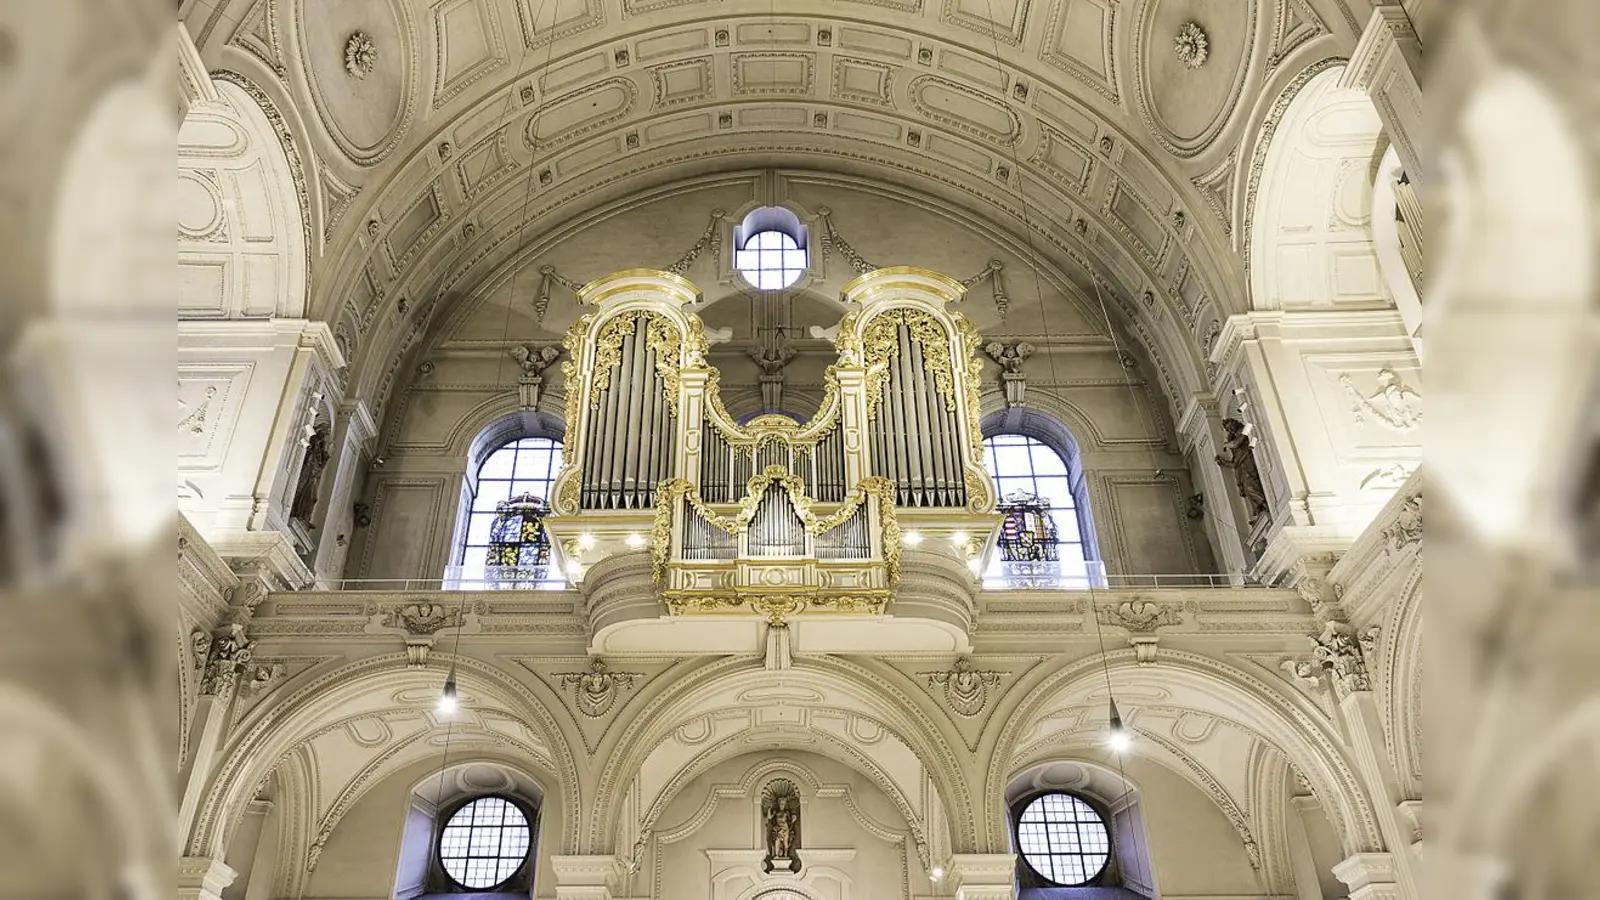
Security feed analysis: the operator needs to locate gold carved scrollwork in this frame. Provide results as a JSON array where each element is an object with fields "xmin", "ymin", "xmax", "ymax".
[
  {"xmin": 651, "ymin": 469, "xmax": 902, "ymax": 585},
  {"xmin": 860, "ymin": 309, "xmax": 959, "ymax": 418},
  {"xmin": 559, "ymin": 312, "xmax": 597, "ymax": 465},
  {"xmin": 702, "ymin": 367, "xmax": 845, "ymax": 449},
  {"xmin": 587, "ymin": 312, "xmax": 686, "ymax": 417}
]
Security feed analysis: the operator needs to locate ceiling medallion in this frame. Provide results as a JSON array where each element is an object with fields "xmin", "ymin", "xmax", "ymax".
[
  {"xmin": 344, "ymin": 31, "xmax": 377, "ymax": 79},
  {"xmin": 1173, "ymin": 22, "xmax": 1210, "ymax": 69}
]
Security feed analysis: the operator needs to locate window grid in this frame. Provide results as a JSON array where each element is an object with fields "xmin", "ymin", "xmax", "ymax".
[
  {"xmin": 1016, "ymin": 793, "xmax": 1111, "ymax": 887},
  {"xmin": 982, "ymin": 434, "xmax": 1089, "ymax": 582},
  {"xmin": 460, "ymin": 438, "xmax": 565, "ymax": 588},
  {"xmin": 734, "ymin": 230, "xmax": 807, "ymax": 290},
  {"xmin": 438, "ymin": 796, "xmax": 532, "ymax": 890}
]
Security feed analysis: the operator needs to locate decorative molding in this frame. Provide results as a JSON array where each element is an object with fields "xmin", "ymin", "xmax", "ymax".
[
  {"xmin": 344, "ymin": 31, "xmax": 378, "ymax": 78},
  {"xmin": 1095, "ymin": 598, "xmax": 1183, "ymax": 632},
  {"xmin": 554, "ymin": 658, "xmax": 642, "ymax": 717},
  {"xmin": 1174, "ymin": 22, "xmax": 1210, "ymax": 69},
  {"xmin": 918, "ymin": 658, "xmax": 1007, "ymax": 717}
]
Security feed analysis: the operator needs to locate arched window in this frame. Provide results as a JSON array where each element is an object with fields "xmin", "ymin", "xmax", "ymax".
[
  {"xmin": 734, "ymin": 207, "xmax": 808, "ymax": 290},
  {"xmin": 437, "ymin": 795, "xmax": 534, "ymax": 890},
  {"xmin": 982, "ymin": 428, "xmax": 1102, "ymax": 588},
  {"xmin": 454, "ymin": 436, "xmax": 565, "ymax": 589},
  {"xmin": 1015, "ymin": 792, "xmax": 1112, "ymax": 887}
]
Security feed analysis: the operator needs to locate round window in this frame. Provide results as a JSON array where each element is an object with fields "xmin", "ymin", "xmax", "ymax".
[
  {"xmin": 438, "ymin": 796, "xmax": 532, "ymax": 889},
  {"xmin": 735, "ymin": 229, "xmax": 807, "ymax": 289},
  {"xmin": 1015, "ymin": 792, "xmax": 1111, "ymax": 886}
]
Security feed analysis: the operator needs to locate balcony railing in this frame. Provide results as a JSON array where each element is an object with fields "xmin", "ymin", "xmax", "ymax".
[{"xmin": 309, "ymin": 561, "xmax": 1257, "ymax": 593}]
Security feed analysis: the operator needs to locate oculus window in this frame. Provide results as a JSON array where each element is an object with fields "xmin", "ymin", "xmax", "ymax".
[
  {"xmin": 982, "ymin": 433, "xmax": 1094, "ymax": 587},
  {"xmin": 458, "ymin": 437, "xmax": 565, "ymax": 588},
  {"xmin": 734, "ymin": 207, "xmax": 809, "ymax": 290},
  {"xmin": 437, "ymin": 796, "xmax": 533, "ymax": 890},
  {"xmin": 1015, "ymin": 792, "xmax": 1111, "ymax": 886}
]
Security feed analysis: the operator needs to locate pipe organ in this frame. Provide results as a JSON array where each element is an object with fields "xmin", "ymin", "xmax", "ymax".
[{"xmin": 544, "ymin": 268, "xmax": 999, "ymax": 620}]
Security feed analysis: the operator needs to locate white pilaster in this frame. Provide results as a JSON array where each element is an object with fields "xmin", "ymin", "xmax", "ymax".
[
  {"xmin": 1341, "ymin": 5, "xmax": 1424, "ymax": 181},
  {"xmin": 549, "ymin": 855, "xmax": 627, "ymax": 900},
  {"xmin": 177, "ymin": 857, "xmax": 237, "ymax": 900},
  {"xmin": 947, "ymin": 853, "xmax": 1017, "ymax": 900}
]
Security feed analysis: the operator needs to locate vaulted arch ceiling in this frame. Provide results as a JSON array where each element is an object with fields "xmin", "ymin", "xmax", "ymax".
[{"xmin": 184, "ymin": 0, "xmax": 1369, "ymax": 422}]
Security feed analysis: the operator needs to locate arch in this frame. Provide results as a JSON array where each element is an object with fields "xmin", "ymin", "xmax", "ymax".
[
  {"xmin": 177, "ymin": 76, "xmax": 309, "ymax": 319},
  {"xmin": 982, "ymin": 650, "xmax": 1384, "ymax": 857},
  {"xmin": 591, "ymin": 656, "xmax": 973, "ymax": 863},
  {"xmin": 1247, "ymin": 63, "xmax": 1390, "ymax": 312},
  {"xmin": 186, "ymin": 653, "xmax": 581, "ymax": 865},
  {"xmin": 1382, "ymin": 563, "xmax": 1422, "ymax": 801},
  {"xmin": 981, "ymin": 407, "xmax": 1102, "ymax": 564}
]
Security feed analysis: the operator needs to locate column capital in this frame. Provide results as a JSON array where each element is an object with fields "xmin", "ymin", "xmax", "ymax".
[
  {"xmin": 947, "ymin": 853, "xmax": 1016, "ymax": 900},
  {"xmin": 1333, "ymin": 851, "xmax": 1398, "ymax": 898},
  {"xmin": 177, "ymin": 857, "xmax": 237, "ymax": 900},
  {"xmin": 549, "ymin": 855, "xmax": 626, "ymax": 899}
]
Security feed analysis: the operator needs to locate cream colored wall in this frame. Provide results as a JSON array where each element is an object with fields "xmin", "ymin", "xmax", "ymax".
[
  {"xmin": 1122, "ymin": 758, "xmax": 1264, "ymax": 898},
  {"xmin": 650, "ymin": 752, "xmax": 920, "ymax": 900},
  {"xmin": 352, "ymin": 180, "xmax": 1216, "ymax": 583}
]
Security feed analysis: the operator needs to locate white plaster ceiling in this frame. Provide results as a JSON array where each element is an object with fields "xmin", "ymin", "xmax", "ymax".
[{"xmin": 184, "ymin": 0, "xmax": 1371, "ymax": 425}]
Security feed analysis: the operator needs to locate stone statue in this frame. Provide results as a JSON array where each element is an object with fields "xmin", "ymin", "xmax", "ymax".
[
  {"xmin": 749, "ymin": 341, "xmax": 798, "ymax": 411},
  {"xmin": 290, "ymin": 426, "xmax": 330, "ymax": 524},
  {"xmin": 761, "ymin": 779, "xmax": 802, "ymax": 873},
  {"xmin": 509, "ymin": 345, "xmax": 562, "ymax": 410},
  {"xmin": 1214, "ymin": 418, "xmax": 1269, "ymax": 526},
  {"xmin": 983, "ymin": 340, "xmax": 1035, "ymax": 407}
]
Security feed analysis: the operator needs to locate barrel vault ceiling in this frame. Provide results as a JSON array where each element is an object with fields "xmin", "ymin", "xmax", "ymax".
[{"xmin": 181, "ymin": 0, "xmax": 1373, "ymax": 422}]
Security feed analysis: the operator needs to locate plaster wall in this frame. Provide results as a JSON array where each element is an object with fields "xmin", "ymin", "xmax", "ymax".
[{"xmin": 352, "ymin": 182, "xmax": 1217, "ymax": 582}]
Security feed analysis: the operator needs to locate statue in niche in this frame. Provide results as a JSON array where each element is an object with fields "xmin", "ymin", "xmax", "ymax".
[
  {"xmin": 1214, "ymin": 418, "xmax": 1269, "ymax": 526},
  {"xmin": 290, "ymin": 426, "xmax": 330, "ymax": 525},
  {"xmin": 749, "ymin": 341, "xmax": 798, "ymax": 411},
  {"xmin": 760, "ymin": 779, "xmax": 802, "ymax": 873}
]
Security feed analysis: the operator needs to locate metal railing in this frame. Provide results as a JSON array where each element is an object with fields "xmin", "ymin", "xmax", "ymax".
[
  {"xmin": 981, "ymin": 560, "xmax": 1256, "ymax": 590},
  {"xmin": 309, "ymin": 561, "xmax": 1258, "ymax": 593}
]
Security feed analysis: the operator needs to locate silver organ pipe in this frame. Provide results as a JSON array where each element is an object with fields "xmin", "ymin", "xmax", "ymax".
[
  {"xmin": 682, "ymin": 499, "xmax": 736, "ymax": 560},
  {"xmin": 748, "ymin": 486, "xmax": 805, "ymax": 557},
  {"xmin": 579, "ymin": 318, "xmax": 676, "ymax": 510},
  {"xmin": 866, "ymin": 323, "xmax": 967, "ymax": 508},
  {"xmin": 815, "ymin": 505, "xmax": 870, "ymax": 560}
]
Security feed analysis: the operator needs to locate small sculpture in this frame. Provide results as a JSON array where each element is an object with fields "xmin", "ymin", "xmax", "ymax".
[
  {"xmin": 509, "ymin": 345, "xmax": 562, "ymax": 411},
  {"xmin": 761, "ymin": 779, "xmax": 803, "ymax": 873},
  {"xmin": 983, "ymin": 340, "xmax": 1035, "ymax": 407},
  {"xmin": 1215, "ymin": 418, "xmax": 1269, "ymax": 526},
  {"xmin": 290, "ymin": 426, "xmax": 330, "ymax": 525},
  {"xmin": 749, "ymin": 341, "xmax": 798, "ymax": 410},
  {"xmin": 344, "ymin": 32, "xmax": 378, "ymax": 79}
]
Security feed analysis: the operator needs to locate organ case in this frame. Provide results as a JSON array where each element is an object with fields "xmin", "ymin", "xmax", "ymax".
[{"xmin": 543, "ymin": 267, "xmax": 1000, "ymax": 618}]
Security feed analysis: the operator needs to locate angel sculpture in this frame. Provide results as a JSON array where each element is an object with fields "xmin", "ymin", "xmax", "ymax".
[
  {"xmin": 509, "ymin": 345, "xmax": 562, "ymax": 411},
  {"xmin": 983, "ymin": 340, "xmax": 1035, "ymax": 406},
  {"xmin": 982, "ymin": 340, "xmax": 1035, "ymax": 374},
  {"xmin": 508, "ymin": 344, "xmax": 562, "ymax": 378}
]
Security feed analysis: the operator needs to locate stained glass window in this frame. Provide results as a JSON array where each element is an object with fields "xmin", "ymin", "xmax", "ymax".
[
  {"xmin": 1015, "ymin": 793, "xmax": 1111, "ymax": 886},
  {"xmin": 458, "ymin": 437, "xmax": 564, "ymax": 589},
  {"xmin": 438, "ymin": 796, "xmax": 532, "ymax": 890},
  {"xmin": 982, "ymin": 433, "xmax": 1094, "ymax": 587}
]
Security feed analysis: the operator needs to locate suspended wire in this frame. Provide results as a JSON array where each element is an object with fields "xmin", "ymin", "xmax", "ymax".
[{"xmin": 971, "ymin": 0, "xmax": 1156, "ymax": 884}]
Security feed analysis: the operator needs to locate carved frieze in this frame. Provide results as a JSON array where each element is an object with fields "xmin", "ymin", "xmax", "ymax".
[
  {"xmin": 383, "ymin": 602, "xmax": 464, "ymax": 635},
  {"xmin": 1310, "ymin": 621, "xmax": 1379, "ymax": 698},
  {"xmin": 1341, "ymin": 368, "xmax": 1422, "ymax": 432},
  {"xmin": 197, "ymin": 623, "xmax": 256, "ymax": 697},
  {"xmin": 919, "ymin": 658, "xmax": 1007, "ymax": 717},
  {"xmin": 1095, "ymin": 599, "xmax": 1182, "ymax": 632},
  {"xmin": 1382, "ymin": 493, "xmax": 1422, "ymax": 553},
  {"xmin": 555, "ymin": 659, "xmax": 641, "ymax": 717}
]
